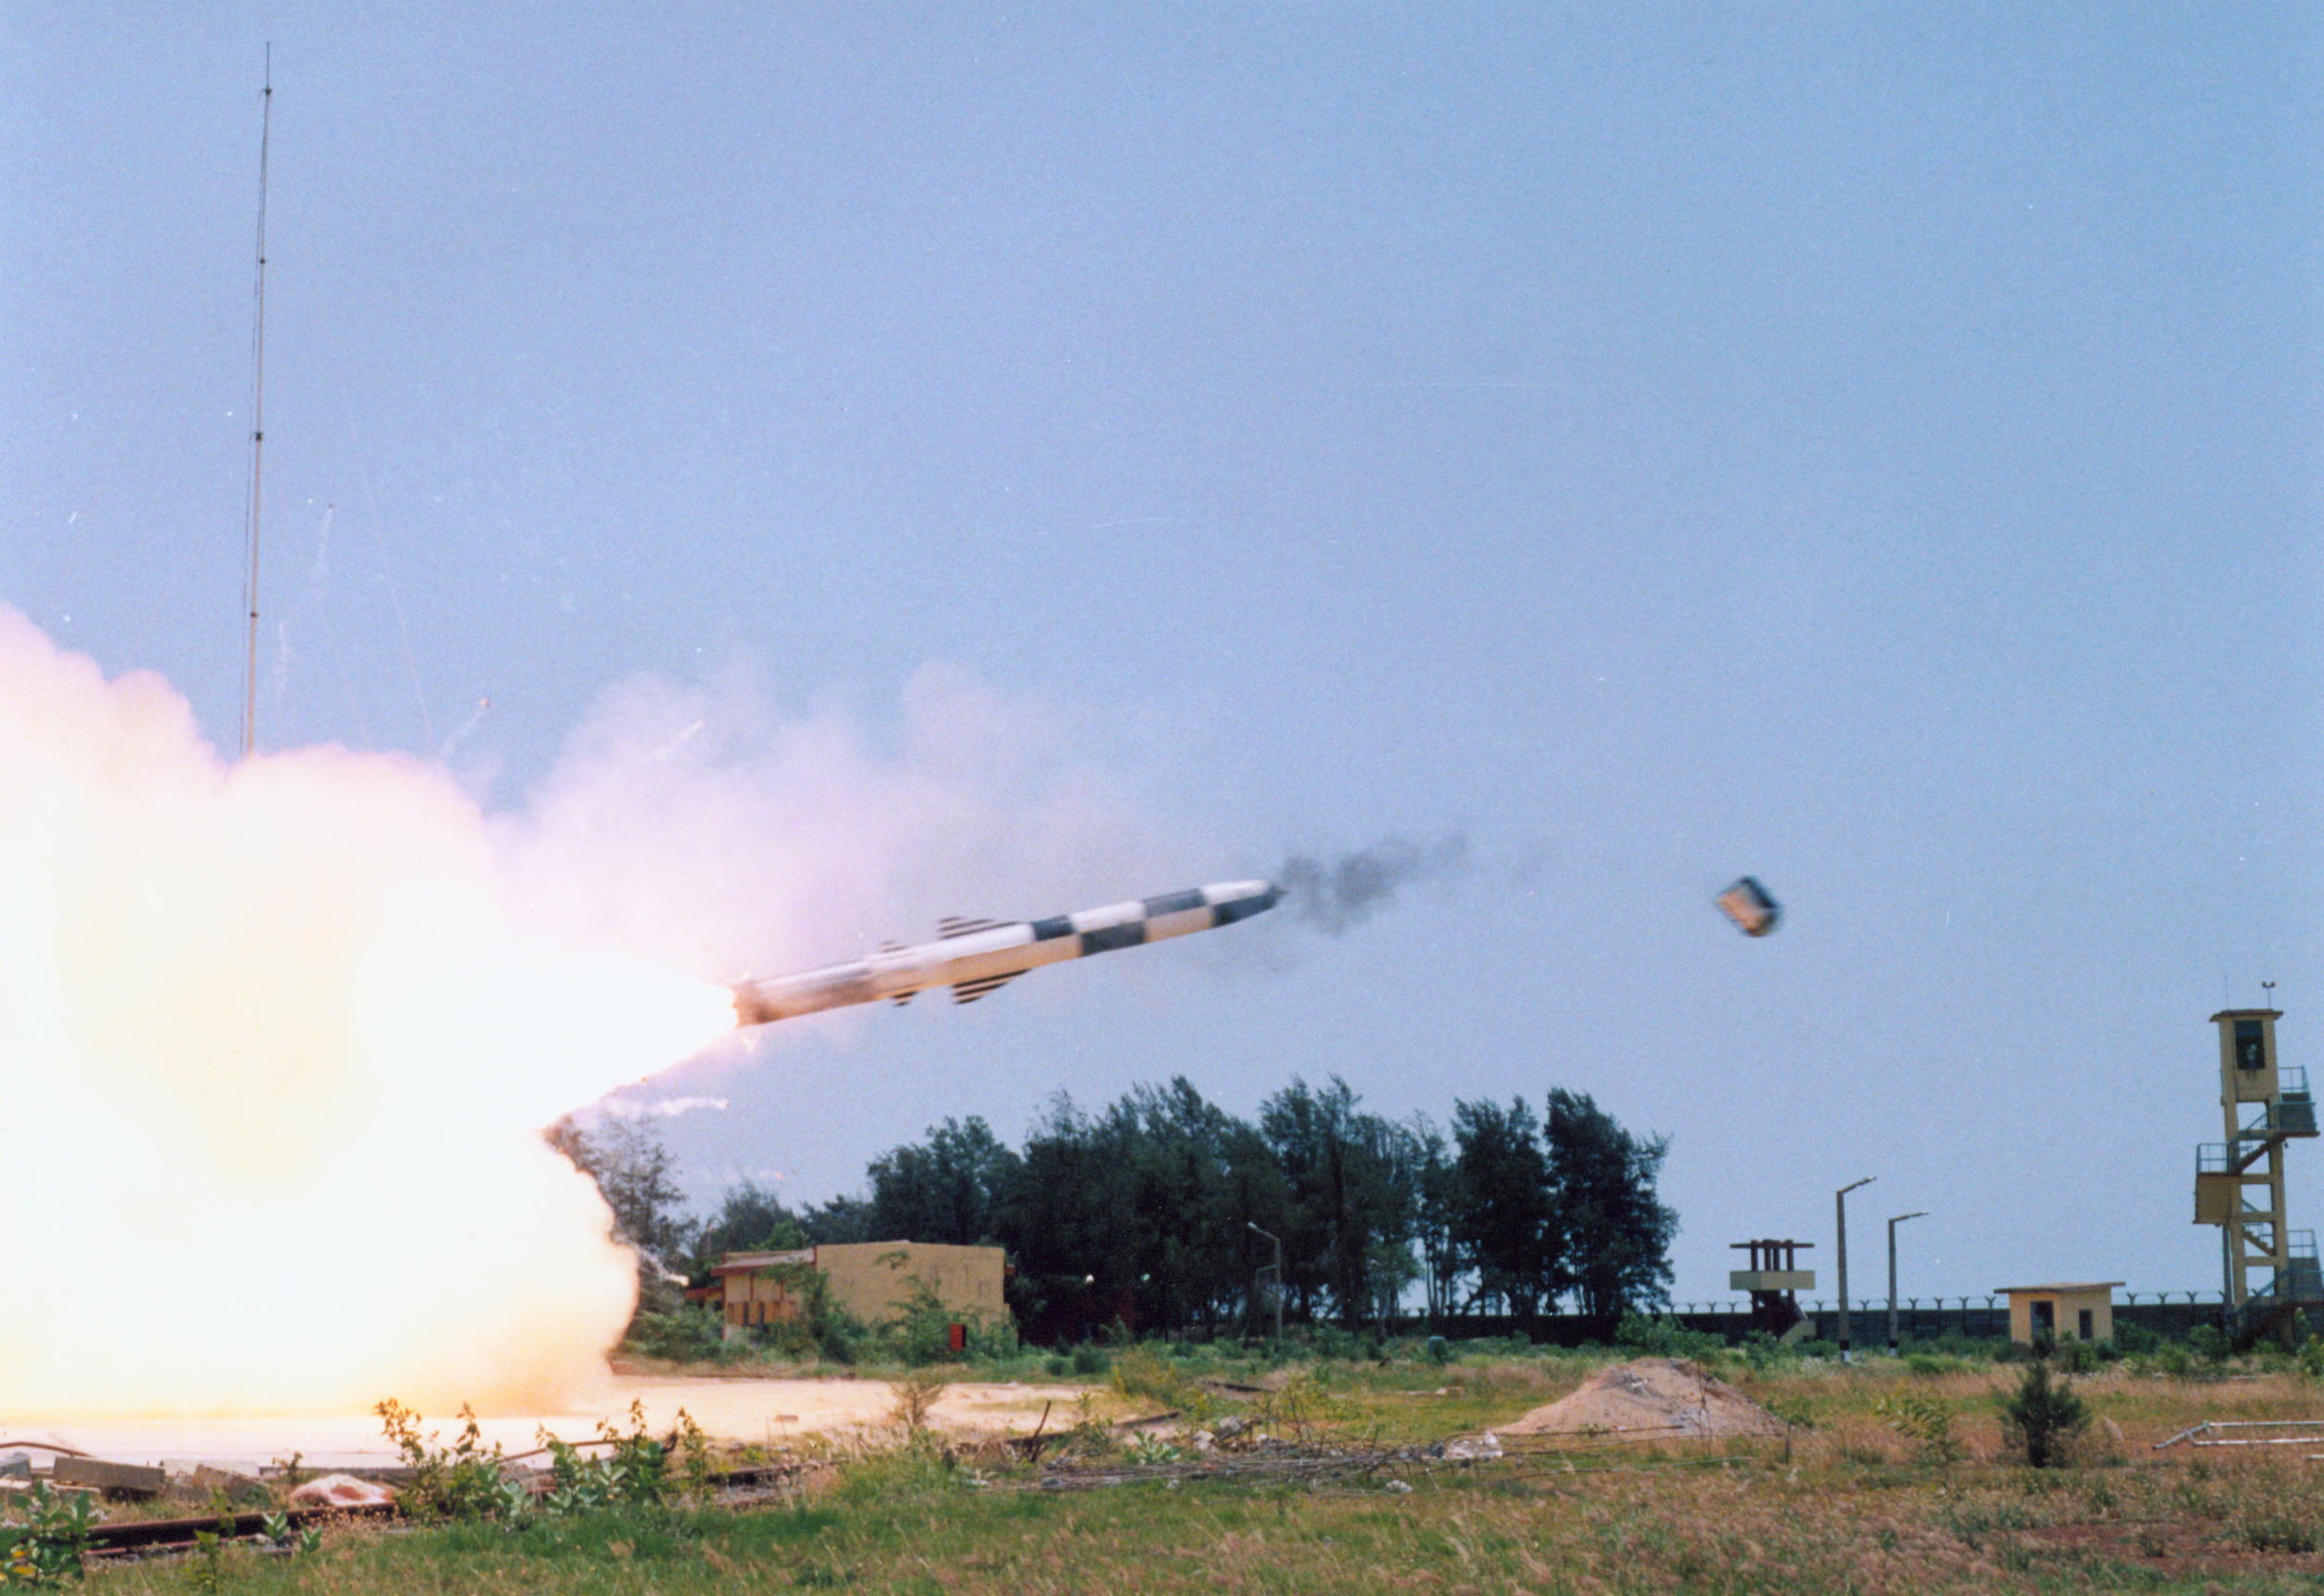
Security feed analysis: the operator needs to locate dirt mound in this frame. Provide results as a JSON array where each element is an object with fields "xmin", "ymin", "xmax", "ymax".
[{"xmin": 1496, "ymin": 1358, "xmax": 1785, "ymax": 1441}]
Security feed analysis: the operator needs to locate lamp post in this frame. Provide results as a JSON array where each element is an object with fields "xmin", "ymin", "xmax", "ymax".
[
  {"xmin": 1835, "ymin": 1178, "xmax": 1875, "ymax": 1361},
  {"xmin": 1247, "ymin": 1222, "xmax": 1284, "ymax": 1348},
  {"xmin": 1886, "ymin": 1211, "xmax": 1928, "ymax": 1354}
]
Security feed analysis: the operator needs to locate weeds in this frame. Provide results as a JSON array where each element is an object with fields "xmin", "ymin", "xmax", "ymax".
[
  {"xmin": 889, "ymin": 1366, "xmax": 947, "ymax": 1433},
  {"xmin": 1110, "ymin": 1346, "xmax": 1216, "ymax": 1424},
  {"xmin": 2244, "ymin": 1515, "xmax": 2320, "ymax": 1554},
  {"xmin": 1873, "ymin": 1387, "xmax": 1964, "ymax": 1466},
  {"xmin": 0, "ymin": 1481, "xmax": 100, "ymax": 1586},
  {"xmin": 376, "ymin": 1399, "xmax": 514, "ymax": 1523}
]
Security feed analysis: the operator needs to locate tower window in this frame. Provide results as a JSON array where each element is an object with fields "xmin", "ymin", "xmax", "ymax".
[{"xmin": 2237, "ymin": 1019, "xmax": 2266, "ymax": 1072}]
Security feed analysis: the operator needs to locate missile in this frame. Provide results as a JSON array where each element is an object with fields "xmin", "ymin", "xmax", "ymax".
[{"xmin": 732, "ymin": 879, "xmax": 1282, "ymax": 1028}]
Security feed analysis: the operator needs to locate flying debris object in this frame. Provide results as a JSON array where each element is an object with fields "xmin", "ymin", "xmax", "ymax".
[
  {"xmin": 732, "ymin": 880, "xmax": 1282, "ymax": 1028},
  {"xmin": 1716, "ymin": 877, "xmax": 1781, "ymax": 937}
]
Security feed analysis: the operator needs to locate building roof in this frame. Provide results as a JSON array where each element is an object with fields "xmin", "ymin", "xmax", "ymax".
[
  {"xmin": 2210, "ymin": 1010, "xmax": 2282, "ymax": 1022},
  {"xmin": 710, "ymin": 1249, "xmax": 815, "ymax": 1276},
  {"xmin": 1991, "ymin": 1282, "xmax": 2125, "ymax": 1295}
]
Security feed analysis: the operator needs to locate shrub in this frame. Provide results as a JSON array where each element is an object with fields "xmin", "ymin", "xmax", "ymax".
[
  {"xmin": 2053, "ymin": 1337, "xmax": 2105, "ymax": 1374},
  {"xmin": 1873, "ymin": 1388, "xmax": 1964, "ymax": 1466},
  {"xmin": 377, "ymin": 1401, "xmax": 517, "ymax": 1523},
  {"xmin": 889, "ymin": 1368, "xmax": 947, "ymax": 1433},
  {"xmin": 623, "ymin": 1304, "xmax": 729, "ymax": 1363},
  {"xmin": 0, "ymin": 1481, "xmax": 101, "ymax": 1585},
  {"xmin": 1999, "ymin": 1361, "xmax": 2090, "ymax": 1469},
  {"xmin": 2148, "ymin": 1340, "xmax": 2195, "ymax": 1378},
  {"xmin": 1111, "ymin": 1346, "xmax": 1215, "ymax": 1424},
  {"xmin": 2245, "ymin": 1517, "xmax": 2320, "ymax": 1554},
  {"xmin": 1616, "ymin": 1314, "xmax": 1726, "ymax": 1359},
  {"xmin": 1071, "ymin": 1346, "xmax": 1108, "ymax": 1376}
]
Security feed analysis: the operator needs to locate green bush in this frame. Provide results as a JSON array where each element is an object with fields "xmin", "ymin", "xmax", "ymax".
[
  {"xmin": 2052, "ymin": 1337, "xmax": 2106, "ymax": 1374},
  {"xmin": 1873, "ymin": 1388, "xmax": 1964, "ymax": 1466},
  {"xmin": 623, "ymin": 1304, "xmax": 729, "ymax": 1363},
  {"xmin": 1, "ymin": 1480, "xmax": 102, "ymax": 1585},
  {"xmin": 1071, "ymin": 1346, "xmax": 1108, "ymax": 1376},
  {"xmin": 1616, "ymin": 1314, "xmax": 1726, "ymax": 1359},
  {"xmin": 1999, "ymin": 1361, "xmax": 2089, "ymax": 1469},
  {"xmin": 377, "ymin": 1401, "xmax": 520, "ymax": 1524},
  {"xmin": 1111, "ymin": 1346, "xmax": 1216, "ymax": 1423}
]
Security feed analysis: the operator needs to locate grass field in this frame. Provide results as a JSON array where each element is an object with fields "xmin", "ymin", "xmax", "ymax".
[{"xmin": 67, "ymin": 1344, "xmax": 2324, "ymax": 1594}]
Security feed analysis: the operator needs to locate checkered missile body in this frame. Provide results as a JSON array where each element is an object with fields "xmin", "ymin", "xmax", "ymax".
[{"xmin": 732, "ymin": 879, "xmax": 1282, "ymax": 1028}]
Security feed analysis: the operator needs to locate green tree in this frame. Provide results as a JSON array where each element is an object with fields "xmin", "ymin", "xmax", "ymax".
[
  {"xmin": 995, "ymin": 1093, "xmax": 1140, "ymax": 1329},
  {"xmin": 692, "ymin": 1180, "xmax": 806, "ymax": 1274},
  {"xmin": 1258, "ymin": 1077, "xmax": 1418, "ymax": 1327},
  {"xmin": 546, "ymin": 1116, "xmax": 695, "ymax": 1313},
  {"xmin": 799, "ymin": 1193, "xmax": 874, "ymax": 1244},
  {"xmin": 1543, "ymin": 1088, "xmax": 1676, "ymax": 1318},
  {"xmin": 1408, "ymin": 1115, "xmax": 1463, "ymax": 1319},
  {"xmin": 867, "ymin": 1116, "xmax": 1022, "ymax": 1244},
  {"xmin": 2000, "ymin": 1360, "xmax": 2089, "ymax": 1468},
  {"xmin": 1449, "ymin": 1096, "xmax": 1555, "ymax": 1314}
]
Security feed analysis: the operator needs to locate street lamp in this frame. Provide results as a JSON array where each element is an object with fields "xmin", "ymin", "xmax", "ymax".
[
  {"xmin": 1886, "ymin": 1211, "xmax": 1929, "ymax": 1354},
  {"xmin": 1834, "ymin": 1178, "xmax": 1875, "ymax": 1361},
  {"xmin": 1246, "ymin": 1222, "xmax": 1284, "ymax": 1348}
]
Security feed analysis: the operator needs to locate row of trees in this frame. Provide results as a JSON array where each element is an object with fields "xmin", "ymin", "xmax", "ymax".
[{"xmin": 585, "ymin": 1074, "xmax": 1677, "ymax": 1339}]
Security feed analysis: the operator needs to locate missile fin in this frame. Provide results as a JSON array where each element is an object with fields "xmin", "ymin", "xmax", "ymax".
[
  {"xmin": 938, "ymin": 917, "xmax": 1008, "ymax": 940},
  {"xmin": 890, "ymin": 992, "xmax": 914, "ymax": 1007},
  {"xmin": 952, "ymin": 973, "xmax": 1022, "ymax": 1004}
]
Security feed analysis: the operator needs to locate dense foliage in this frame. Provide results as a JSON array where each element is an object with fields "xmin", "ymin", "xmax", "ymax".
[{"xmin": 559, "ymin": 1074, "xmax": 1676, "ymax": 1340}]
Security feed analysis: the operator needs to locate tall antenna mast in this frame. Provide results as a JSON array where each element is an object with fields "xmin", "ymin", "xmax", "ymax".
[{"xmin": 240, "ymin": 45, "xmax": 272, "ymax": 760}]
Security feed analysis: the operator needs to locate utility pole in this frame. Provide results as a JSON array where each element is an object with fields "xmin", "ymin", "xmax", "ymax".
[
  {"xmin": 1886, "ymin": 1211, "xmax": 1928, "ymax": 1354},
  {"xmin": 1835, "ymin": 1177, "xmax": 1874, "ymax": 1361},
  {"xmin": 1247, "ymin": 1222, "xmax": 1284, "ymax": 1349}
]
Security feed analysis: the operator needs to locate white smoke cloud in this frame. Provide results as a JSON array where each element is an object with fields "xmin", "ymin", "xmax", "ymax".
[
  {"xmin": 493, "ymin": 658, "xmax": 1199, "ymax": 985},
  {"xmin": 0, "ymin": 611, "xmax": 728, "ymax": 1418},
  {"xmin": 599, "ymin": 1095, "xmax": 730, "ymax": 1120},
  {"xmin": 0, "ymin": 614, "xmax": 1200, "ymax": 1419}
]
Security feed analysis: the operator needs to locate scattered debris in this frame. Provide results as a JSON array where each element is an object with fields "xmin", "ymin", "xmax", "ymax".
[
  {"xmin": 2155, "ymin": 1419, "xmax": 2324, "ymax": 1449},
  {"xmin": 1497, "ymin": 1359, "xmax": 1787, "ymax": 1442},
  {"xmin": 51, "ymin": 1457, "xmax": 164, "ymax": 1498},
  {"xmin": 288, "ymin": 1473, "xmax": 398, "ymax": 1509},
  {"xmin": 1439, "ymin": 1432, "xmax": 1504, "ymax": 1461},
  {"xmin": 1716, "ymin": 877, "xmax": 1781, "ymax": 937},
  {"xmin": 184, "ymin": 1465, "xmax": 272, "ymax": 1505}
]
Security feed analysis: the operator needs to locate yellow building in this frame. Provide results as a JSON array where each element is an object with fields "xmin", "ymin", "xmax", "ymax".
[
  {"xmin": 705, "ymin": 1242, "xmax": 1009, "ymax": 1336},
  {"xmin": 1995, "ymin": 1282, "xmax": 2123, "ymax": 1346}
]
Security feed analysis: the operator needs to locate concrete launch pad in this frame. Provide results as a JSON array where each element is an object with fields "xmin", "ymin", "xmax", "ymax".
[{"xmin": 3, "ymin": 1373, "xmax": 1082, "ymax": 1476}]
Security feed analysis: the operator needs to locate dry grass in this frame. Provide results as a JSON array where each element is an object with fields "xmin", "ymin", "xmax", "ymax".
[{"xmin": 82, "ymin": 1353, "xmax": 2324, "ymax": 1594}]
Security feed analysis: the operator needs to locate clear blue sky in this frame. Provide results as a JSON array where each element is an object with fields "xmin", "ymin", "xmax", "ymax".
[{"xmin": 5, "ymin": 6, "xmax": 2319, "ymax": 1305}]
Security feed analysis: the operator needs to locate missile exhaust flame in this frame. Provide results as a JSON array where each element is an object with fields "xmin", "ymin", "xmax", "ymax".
[{"xmin": 0, "ymin": 611, "xmax": 733, "ymax": 1419}]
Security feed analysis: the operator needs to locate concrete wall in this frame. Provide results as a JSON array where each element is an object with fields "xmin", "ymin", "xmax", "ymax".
[
  {"xmin": 1373, "ymin": 1298, "xmax": 2227, "ymax": 1347},
  {"xmin": 815, "ymin": 1242, "xmax": 1009, "ymax": 1325}
]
